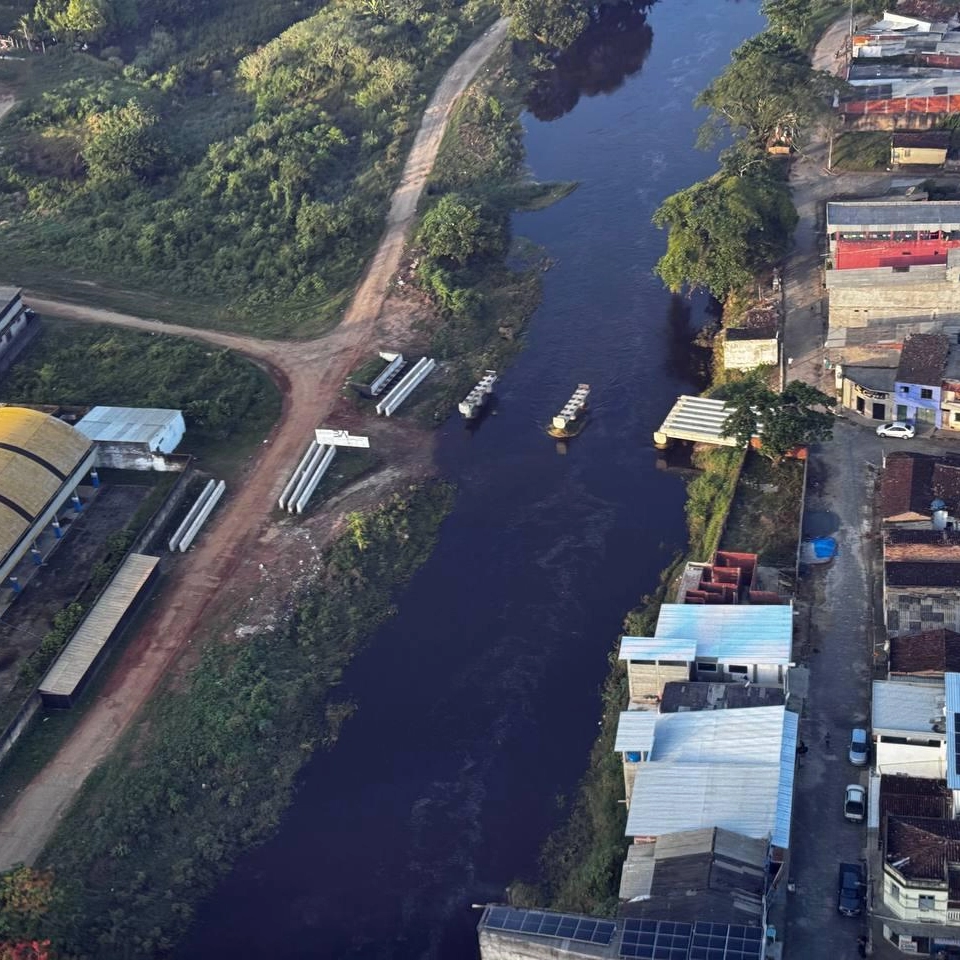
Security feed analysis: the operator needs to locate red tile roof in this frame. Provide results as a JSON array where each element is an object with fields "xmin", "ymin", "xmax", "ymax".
[
  {"xmin": 896, "ymin": 333, "xmax": 950, "ymax": 386},
  {"xmin": 880, "ymin": 453, "xmax": 939, "ymax": 521}
]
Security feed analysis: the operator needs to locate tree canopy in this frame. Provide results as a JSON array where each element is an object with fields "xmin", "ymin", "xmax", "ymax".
[
  {"xmin": 721, "ymin": 374, "xmax": 836, "ymax": 460},
  {"xmin": 652, "ymin": 171, "xmax": 797, "ymax": 299},
  {"xmin": 417, "ymin": 194, "xmax": 504, "ymax": 266},
  {"xmin": 696, "ymin": 31, "xmax": 836, "ymax": 152},
  {"xmin": 82, "ymin": 100, "xmax": 168, "ymax": 184}
]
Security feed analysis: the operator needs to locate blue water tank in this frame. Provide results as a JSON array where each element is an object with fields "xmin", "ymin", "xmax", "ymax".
[{"xmin": 625, "ymin": 751, "xmax": 642, "ymax": 763}]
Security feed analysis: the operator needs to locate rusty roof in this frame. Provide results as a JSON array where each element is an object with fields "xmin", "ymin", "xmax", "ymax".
[
  {"xmin": 890, "ymin": 629, "xmax": 960, "ymax": 675},
  {"xmin": 885, "ymin": 816, "xmax": 960, "ymax": 881},
  {"xmin": 886, "ymin": 561, "xmax": 960, "ymax": 586},
  {"xmin": 896, "ymin": 333, "xmax": 950, "ymax": 386},
  {"xmin": 885, "ymin": 528, "xmax": 960, "ymax": 562},
  {"xmin": 933, "ymin": 461, "xmax": 960, "ymax": 511}
]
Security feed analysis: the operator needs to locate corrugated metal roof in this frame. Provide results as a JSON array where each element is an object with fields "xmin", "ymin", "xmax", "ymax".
[
  {"xmin": 615, "ymin": 710, "xmax": 659, "ymax": 753},
  {"xmin": 624, "ymin": 707, "xmax": 796, "ymax": 848},
  {"xmin": 656, "ymin": 396, "xmax": 741, "ymax": 447},
  {"xmin": 40, "ymin": 553, "xmax": 159, "ymax": 698},
  {"xmin": 626, "ymin": 763, "xmax": 782, "ymax": 842},
  {"xmin": 653, "ymin": 604, "xmax": 794, "ymax": 665},
  {"xmin": 0, "ymin": 287, "xmax": 21, "ymax": 308},
  {"xmin": 946, "ymin": 672, "xmax": 960, "ymax": 789},
  {"xmin": 872, "ymin": 679, "xmax": 946, "ymax": 736},
  {"xmin": 827, "ymin": 200, "xmax": 960, "ymax": 232},
  {"xmin": 75, "ymin": 406, "xmax": 182, "ymax": 446},
  {"xmin": 619, "ymin": 637, "xmax": 698, "ymax": 662},
  {"xmin": 619, "ymin": 843, "xmax": 655, "ymax": 900},
  {"xmin": 649, "ymin": 706, "xmax": 788, "ymax": 764}
]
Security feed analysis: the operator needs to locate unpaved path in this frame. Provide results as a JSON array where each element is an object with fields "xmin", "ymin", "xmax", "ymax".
[{"xmin": 0, "ymin": 18, "xmax": 508, "ymax": 870}]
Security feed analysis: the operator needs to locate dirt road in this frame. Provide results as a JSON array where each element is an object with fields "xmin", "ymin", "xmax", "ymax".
[{"xmin": 0, "ymin": 18, "xmax": 509, "ymax": 871}]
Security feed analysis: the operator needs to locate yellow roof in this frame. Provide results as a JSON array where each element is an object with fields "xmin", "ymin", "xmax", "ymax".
[{"xmin": 0, "ymin": 408, "xmax": 93, "ymax": 565}]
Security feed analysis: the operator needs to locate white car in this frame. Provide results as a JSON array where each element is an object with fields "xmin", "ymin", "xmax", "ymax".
[
  {"xmin": 876, "ymin": 421, "xmax": 915, "ymax": 439},
  {"xmin": 849, "ymin": 728, "xmax": 869, "ymax": 766},
  {"xmin": 844, "ymin": 784, "xmax": 866, "ymax": 822}
]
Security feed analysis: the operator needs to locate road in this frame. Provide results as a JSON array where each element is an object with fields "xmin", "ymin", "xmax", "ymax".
[{"xmin": 0, "ymin": 17, "xmax": 510, "ymax": 871}]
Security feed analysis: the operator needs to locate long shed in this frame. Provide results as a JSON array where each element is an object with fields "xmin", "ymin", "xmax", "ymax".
[{"xmin": 39, "ymin": 553, "xmax": 159, "ymax": 708}]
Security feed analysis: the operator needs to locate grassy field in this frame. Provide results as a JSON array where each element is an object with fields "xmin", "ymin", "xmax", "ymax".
[
  {"xmin": 0, "ymin": 318, "xmax": 281, "ymax": 476},
  {"xmin": 0, "ymin": 0, "xmax": 499, "ymax": 337},
  {"xmin": 830, "ymin": 131, "xmax": 890, "ymax": 172}
]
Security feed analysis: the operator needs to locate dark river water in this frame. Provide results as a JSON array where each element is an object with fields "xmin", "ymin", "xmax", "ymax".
[{"xmin": 185, "ymin": 2, "xmax": 764, "ymax": 957}]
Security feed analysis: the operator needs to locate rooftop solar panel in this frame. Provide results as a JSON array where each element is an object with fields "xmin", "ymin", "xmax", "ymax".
[
  {"xmin": 619, "ymin": 919, "xmax": 763, "ymax": 960},
  {"xmin": 484, "ymin": 906, "xmax": 616, "ymax": 946}
]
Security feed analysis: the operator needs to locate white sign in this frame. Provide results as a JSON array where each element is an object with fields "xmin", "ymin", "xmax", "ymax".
[{"xmin": 316, "ymin": 429, "xmax": 370, "ymax": 449}]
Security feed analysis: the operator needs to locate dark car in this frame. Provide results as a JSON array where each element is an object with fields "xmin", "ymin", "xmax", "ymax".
[{"xmin": 838, "ymin": 861, "xmax": 866, "ymax": 917}]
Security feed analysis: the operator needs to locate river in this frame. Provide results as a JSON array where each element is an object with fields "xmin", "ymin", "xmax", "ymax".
[{"xmin": 185, "ymin": 1, "xmax": 764, "ymax": 956}]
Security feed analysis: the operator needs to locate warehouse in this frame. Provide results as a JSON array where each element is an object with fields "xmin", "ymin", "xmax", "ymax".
[
  {"xmin": 39, "ymin": 552, "xmax": 159, "ymax": 708},
  {"xmin": 0, "ymin": 406, "xmax": 97, "ymax": 587},
  {"xmin": 75, "ymin": 406, "xmax": 185, "ymax": 470}
]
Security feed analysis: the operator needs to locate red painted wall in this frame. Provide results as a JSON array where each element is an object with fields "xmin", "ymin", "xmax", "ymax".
[{"xmin": 834, "ymin": 237, "xmax": 960, "ymax": 269}]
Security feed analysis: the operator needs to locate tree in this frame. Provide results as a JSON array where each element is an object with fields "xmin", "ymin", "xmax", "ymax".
[
  {"xmin": 83, "ymin": 100, "xmax": 169, "ymax": 184},
  {"xmin": 696, "ymin": 31, "xmax": 836, "ymax": 152},
  {"xmin": 416, "ymin": 194, "xmax": 503, "ymax": 266},
  {"xmin": 502, "ymin": 0, "xmax": 589, "ymax": 49},
  {"xmin": 761, "ymin": 0, "xmax": 814, "ymax": 44},
  {"xmin": 653, "ymin": 171, "xmax": 797, "ymax": 299},
  {"xmin": 721, "ymin": 374, "xmax": 836, "ymax": 460}
]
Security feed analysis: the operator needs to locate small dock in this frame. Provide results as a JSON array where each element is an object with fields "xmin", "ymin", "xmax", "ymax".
[
  {"xmin": 551, "ymin": 384, "xmax": 590, "ymax": 433},
  {"xmin": 653, "ymin": 395, "xmax": 739, "ymax": 449},
  {"xmin": 458, "ymin": 370, "xmax": 497, "ymax": 419}
]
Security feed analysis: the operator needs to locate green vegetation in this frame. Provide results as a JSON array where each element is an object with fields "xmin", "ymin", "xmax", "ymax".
[
  {"xmin": 696, "ymin": 32, "xmax": 835, "ymax": 156},
  {"xmin": 722, "ymin": 452, "xmax": 805, "ymax": 568},
  {"xmin": 0, "ymin": 0, "xmax": 501, "ymax": 335},
  {"xmin": 830, "ymin": 131, "xmax": 890, "ymax": 171},
  {"xmin": 0, "ymin": 321, "xmax": 280, "ymax": 472},
  {"xmin": 684, "ymin": 447, "xmax": 747, "ymax": 561},
  {"xmin": 1, "ymin": 482, "xmax": 454, "ymax": 957},
  {"xmin": 720, "ymin": 374, "xmax": 835, "ymax": 460},
  {"xmin": 653, "ymin": 171, "xmax": 797, "ymax": 300}
]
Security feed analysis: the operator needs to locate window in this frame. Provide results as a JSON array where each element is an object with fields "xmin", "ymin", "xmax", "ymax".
[
  {"xmin": 953, "ymin": 412, "xmax": 960, "ymax": 423},
  {"xmin": 728, "ymin": 665, "xmax": 749, "ymax": 675},
  {"xmin": 921, "ymin": 388, "xmax": 934, "ymax": 399},
  {"xmin": 889, "ymin": 883, "xmax": 901, "ymax": 901},
  {"xmin": 900, "ymin": 385, "xmax": 910, "ymax": 394},
  {"xmin": 696, "ymin": 662, "xmax": 718, "ymax": 673},
  {"xmin": 919, "ymin": 894, "xmax": 935, "ymax": 911}
]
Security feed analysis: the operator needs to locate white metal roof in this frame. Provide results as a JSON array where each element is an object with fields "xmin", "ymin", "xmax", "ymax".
[
  {"xmin": 624, "ymin": 706, "xmax": 796, "ymax": 848},
  {"xmin": 626, "ymin": 763, "xmax": 782, "ymax": 843},
  {"xmin": 40, "ymin": 553, "xmax": 159, "ymax": 698},
  {"xmin": 872, "ymin": 679, "xmax": 946, "ymax": 737},
  {"xmin": 614, "ymin": 710, "xmax": 659, "ymax": 753},
  {"xmin": 656, "ymin": 396, "xmax": 741, "ymax": 447},
  {"xmin": 946, "ymin": 672, "xmax": 960, "ymax": 789},
  {"xmin": 653, "ymin": 604, "xmax": 794, "ymax": 665},
  {"xmin": 618, "ymin": 636, "xmax": 698, "ymax": 663},
  {"xmin": 75, "ymin": 406, "xmax": 182, "ymax": 445}
]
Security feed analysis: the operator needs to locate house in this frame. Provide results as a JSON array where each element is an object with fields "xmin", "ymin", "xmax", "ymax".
[
  {"xmin": 892, "ymin": 130, "xmax": 951, "ymax": 167},
  {"xmin": 617, "ymin": 827, "xmax": 769, "ymax": 925},
  {"xmin": 884, "ymin": 527, "xmax": 960, "ymax": 635},
  {"xmin": 889, "ymin": 628, "xmax": 960, "ymax": 681},
  {"xmin": 0, "ymin": 287, "xmax": 38, "ymax": 378},
  {"xmin": 658, "ymin": 681, "xmax": 785, "ymax": 713},
  {"xmin": 618, "ymin": 603, "xmax": 794, "ymax": 706},
  {"xmin": 74, "ymin": 406, "xmax": 186, "ymax": 470},
  {"xmin": 837, "ymin": 362, "xmax": 900, "ymax": 421},
  {"xmin": 894, "ymin": 333, "xmax": 950, "ymax": 427},
  {"xmin": 722, "ymin": 308, "xmax": 780, "ymax": 372},
  {"xmin": 879, "ymin": 452, "xmax": 960, "ymax": 525},
  {"xmin": 621, "ymin": 705, "xmax": 796, "ymax": 857},
  {"xmin": 872, "ymin": 679, "xmax": 947, "ymax": 778},
  {"xmin": 842, "ymin": 73, "xmax": 960, "ymax": 128},
  {"xmin": 826, "ymin": 202, "xmax": 960, "ymax": 272},
  {"xmin": 676, "ymin": 550, "xmax": 761, "ymax": 604}
]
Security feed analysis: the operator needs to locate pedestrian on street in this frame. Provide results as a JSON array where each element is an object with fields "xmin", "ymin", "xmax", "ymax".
[{"xmin": 824, "ymin": 730, "xmax": 831, "ymax": 748}]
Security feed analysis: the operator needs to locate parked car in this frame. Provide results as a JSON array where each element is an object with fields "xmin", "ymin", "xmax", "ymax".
[
  {"xmin": 876, "ymin": 421, "xmax": 915, "ymax": 439},
  {"xmin": 844, "ymin": 784, "xmax": 866, "ymax": 822},
  {"xmin": 849, "ymin": 728, "xmax": 869, "ymax": 766},
  {"xmin": 838, "ymin": 861, "xmax": 866, "ymax": 917}
]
